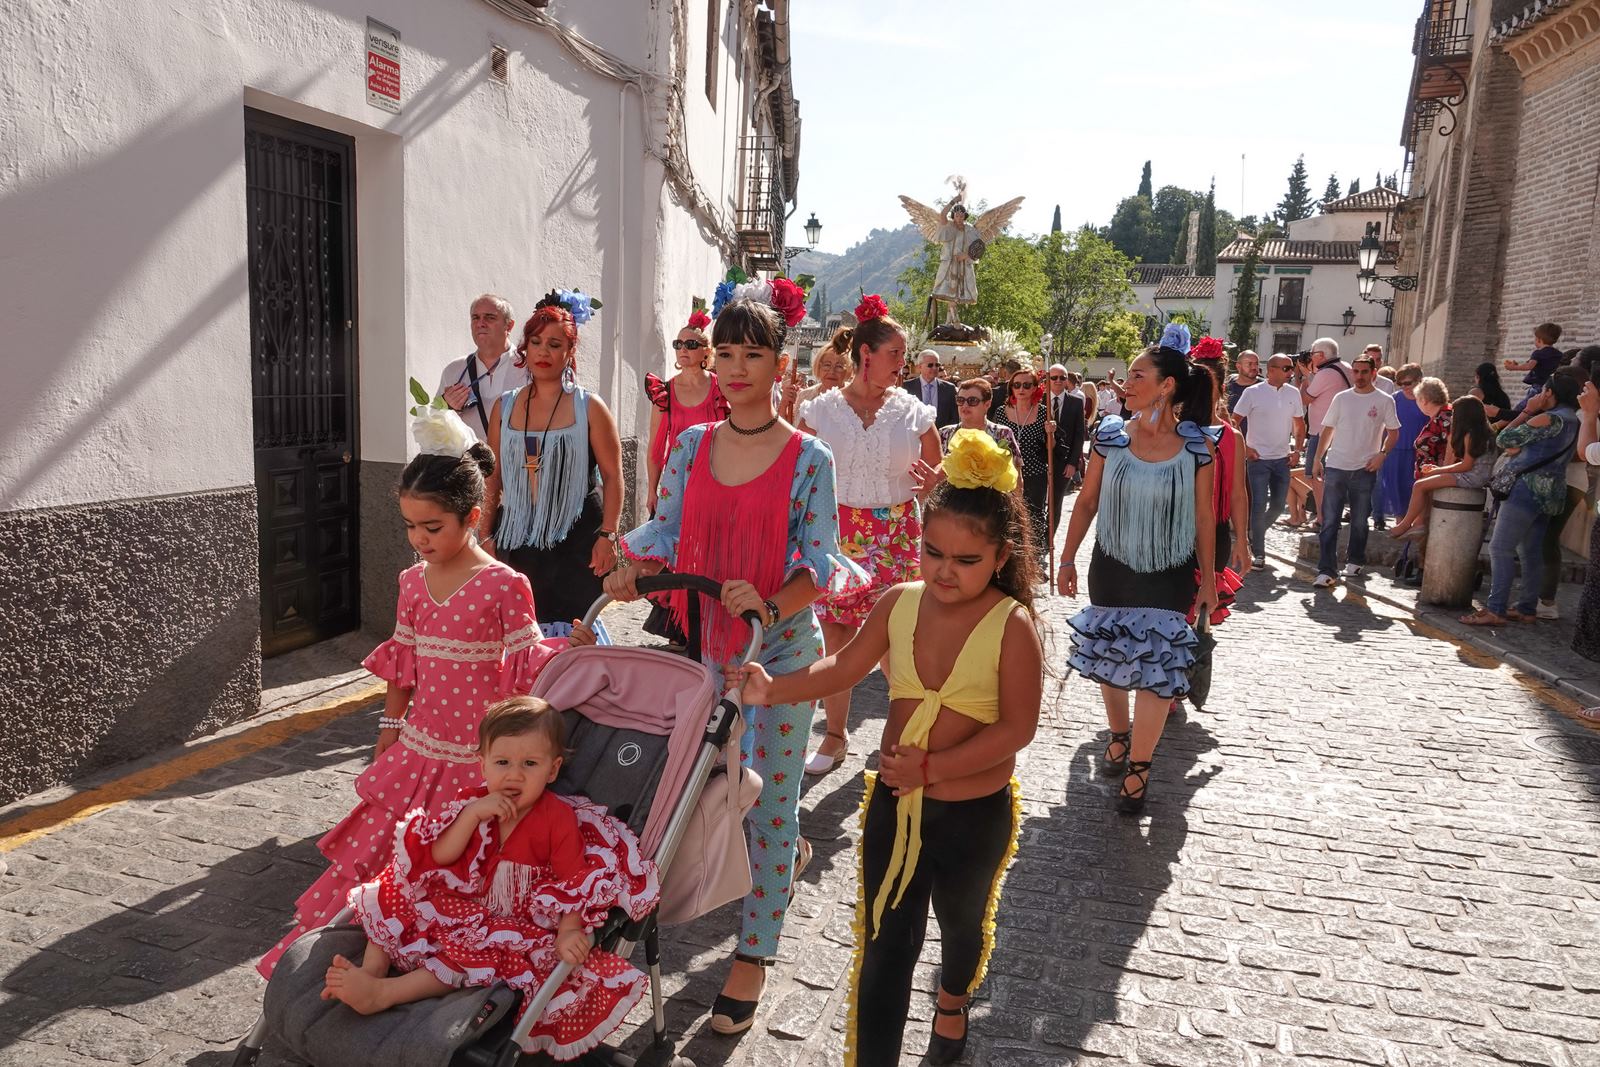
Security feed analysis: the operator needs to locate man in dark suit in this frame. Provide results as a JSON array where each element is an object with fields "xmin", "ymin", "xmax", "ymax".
[
  {"xmin": 903, "ymin": 349, "xmax": 959, "ymax": 427},
  {"xmin": 1046, "ymin": 370, "xmax": 1086, "ymax": 536}
]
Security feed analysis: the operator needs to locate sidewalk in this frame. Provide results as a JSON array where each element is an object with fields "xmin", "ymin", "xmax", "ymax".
[{"xmin": 1267, "ymin": 522, "xmax": 1599, "ymax": 709}]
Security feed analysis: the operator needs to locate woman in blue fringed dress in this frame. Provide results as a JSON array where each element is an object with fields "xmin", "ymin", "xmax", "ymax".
[{"xmin": 1056, "ymin": 330, "xmax": 1219, "ymax": 815}]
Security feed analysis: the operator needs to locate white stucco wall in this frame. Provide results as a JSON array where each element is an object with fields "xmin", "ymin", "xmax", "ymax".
[
  {"xmin": 1, "ymin": 0, "xmax": 739, "ymax": 515},
  {"xmin": 1216, "ymin": 264, "xmax": 1390, "ymax": 358}
]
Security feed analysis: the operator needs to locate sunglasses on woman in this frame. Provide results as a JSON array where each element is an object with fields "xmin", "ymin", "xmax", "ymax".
[
  {"xmin": 956, "ymin": 396, "xmax": 987, "ymax": 407},
  {"xmin": 672, "ymin": 339, "xmax": 707, "ymax": 350},
  {"xmin": 1011, "ymin": 380, "xmax": 1038, "ymax": 390}
]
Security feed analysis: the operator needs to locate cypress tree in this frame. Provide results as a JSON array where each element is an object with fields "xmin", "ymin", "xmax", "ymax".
[
  {"xmin": 1322, "ymin": 173, "xmax": 1341, "ymax": 204},
  {"xmin": 1137, "ymin": 161, "xmax": 1152, "ymax": 200},
  {"xmin": 1275, "ymin": 155, "xmax": 1314, "ymax": 225},
  {"xmin": 1228, "ymin": 241, "xmax": 1260, "ymax": 352},
  {"xmin": 1347, "ymin": 177, "xmax": 1361, "ymax": 196},
  {"xmin": 1052, "ymin": 204, "xmax": 1062, "ymax": 233},
  {"xmin": 1196, "ymin": 181, "xmax": 1217, "ymax": 277}
]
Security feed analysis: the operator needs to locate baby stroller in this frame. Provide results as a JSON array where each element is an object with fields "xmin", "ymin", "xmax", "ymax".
[{"xmin": 234, "ymin": 575, "xmax": 764, "ymax": 1067}]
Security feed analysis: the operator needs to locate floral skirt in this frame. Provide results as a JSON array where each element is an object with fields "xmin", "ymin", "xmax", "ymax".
[{"xmin": 818, "ymin": 502, "xmax": 921, "ymax": 629}]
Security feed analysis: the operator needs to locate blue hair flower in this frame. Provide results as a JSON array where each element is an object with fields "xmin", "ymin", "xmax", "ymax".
[
  {"xmin": 711, "ymin": 279, "xmax": 738, "ymax": 318},
  {"xmin": 1159, "ymin": 323, "xmax": 1192, "ymax": 355},
  {"xmin": 557, "ymin": 288, "xmax": 595, "ymax": 326}
]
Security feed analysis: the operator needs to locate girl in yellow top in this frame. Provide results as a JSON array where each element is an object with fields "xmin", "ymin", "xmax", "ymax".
[{"xmin": 731, "ymin": 431, "xmax": 1044, "ymax": 1067}]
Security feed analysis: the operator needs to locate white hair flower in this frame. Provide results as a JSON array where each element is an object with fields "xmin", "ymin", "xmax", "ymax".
[{"xmin": 406, "ymin": 377, "xmax": 476, "ymax": 457}]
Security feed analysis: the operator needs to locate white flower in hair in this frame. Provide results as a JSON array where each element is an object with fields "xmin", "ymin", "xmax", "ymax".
[
  {"xmin": 732, "ymin": 279, "xmax": 773, "ymax": 305},
  {"xmin": 407, "ymin": 377, "xmax": 477, "ymax": 457}
]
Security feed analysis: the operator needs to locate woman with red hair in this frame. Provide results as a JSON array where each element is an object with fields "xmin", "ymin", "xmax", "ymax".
[{"xmin": 482, "ymin": 291, "xmax": 624, "ymax": 639}]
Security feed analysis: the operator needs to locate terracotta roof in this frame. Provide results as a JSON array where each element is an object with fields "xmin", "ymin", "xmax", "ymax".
[
  {"xmin": 1154, "ymin": 275, "xmax": 1215, "ymax": 300},
  {"xmin": 1492, "ymin": 0, "xmax": 1580, "ymax": 41},
  {"xmin": 1216, "ymin": 238, "xmax": 1399, "ymax": 266},
  {"xmin": 1129, "ymin": 264, "xmax": 1190, "ymax": 286},
  {"xmin": 1320, "ymin": 187, "xmax": 1406, "ymax": 213}
]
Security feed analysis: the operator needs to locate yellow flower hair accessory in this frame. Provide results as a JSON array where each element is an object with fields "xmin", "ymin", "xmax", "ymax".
[{"xmin": 942, "ymin": 429, "xmax": 1018, "ymax": 493}]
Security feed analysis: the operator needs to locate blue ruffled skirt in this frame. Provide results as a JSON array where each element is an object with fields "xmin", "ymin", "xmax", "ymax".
[{"xmin": 1067, "ymin": 544, "xmax": 1200, "ymax": 698}]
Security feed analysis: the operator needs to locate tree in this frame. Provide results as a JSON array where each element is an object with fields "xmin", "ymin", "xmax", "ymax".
[
  {"xmin": 1165, "ymin": 305, "xmax": 1211, "ymax": 335},
  {"xmin": 1094, "ymin": 310, "xmax": 1145, "ymax": 364},
  {"xmin": 1138, "ymin": 160, "xmax": 1153, "ymax": 200},
  {"xmin": 966, "ymin": 235, "xmax": 1049, "ymax": 349},
  {"xmin": 1276, "ymin": 155, "xmax": 1315, "ymax": 226},
  {"xmin": 1105, "ymin": 194, "xmax": 1155, "ymax": 261},
  {"xmin": 1227, "ymin": 240, "xmax": 1261, "ymax": 353},
  {"xmin": 1322, "ymin": 173, "xmax": 1341, "ymax": 205},
  {"xmin": 1038, "ymin": 227, "xmax": 1135, "ymax": 361},
  {"xmin": 1347, "ymin": 177, "xmax": 1361, "ymax": 197},
  {"xmin": 1051, "ymin": 204, "xmax": 1062, "ymax": 233},
  {"xmin": 891, "ymin": 241, "xmax": 940, "ymax": 328},
  {"xmin": 1196, "ymin": 181, "xmax": 1218, "ymax": 277},
  {"xmin": 1150, "ymin": 186, "xmax": 1198, "ymax": 264}
]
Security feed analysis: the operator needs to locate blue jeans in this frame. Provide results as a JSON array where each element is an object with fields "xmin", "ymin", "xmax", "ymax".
[
  {"xmin": 1317, "ymin": 466, "xmax": 1376, "ymax": 575},
  {"xmin": 1487, "ymin": 494, "xmax": 1549, "ymax": 617},
  {"xmin": 1246, "ymin": 457, "xmax": 1290, "ymax": 558}
]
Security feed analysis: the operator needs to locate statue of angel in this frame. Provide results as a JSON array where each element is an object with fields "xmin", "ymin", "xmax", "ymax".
[{"xmin": 899, "ymin": 177, "xmax": 1025, "ymax": 324}]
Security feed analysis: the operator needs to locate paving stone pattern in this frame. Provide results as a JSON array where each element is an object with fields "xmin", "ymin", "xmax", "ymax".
[{"xmin": 2, "ymin": 547, "xmax": 1599, "ymax": 1066}]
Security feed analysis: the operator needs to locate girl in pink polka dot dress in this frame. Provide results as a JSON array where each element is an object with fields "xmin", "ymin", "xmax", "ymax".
[{"xmin": 258, "ymin": 414, "xmax": 559, "ymax": 978}]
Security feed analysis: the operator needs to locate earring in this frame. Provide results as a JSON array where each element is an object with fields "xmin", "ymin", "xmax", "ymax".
[{"xmin": 562, "ymin": 363, "xmax": 576, "ymax": 394}]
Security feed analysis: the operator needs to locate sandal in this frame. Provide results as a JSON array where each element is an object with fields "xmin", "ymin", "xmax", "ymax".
[
  {"xmin": 710, "ymin": 953, "xmax": 771, "ymax": 1035},
  {"xmin": 1119, "ymin": 760, "xmax": 1152, "ymax": 815},
  {"xmin": 1459, "ymin": 609, "xmax": 1507, "ymax": 627},
  {"xmin": 1100, "ymin": 729, "xmax": 1131, "ymax": 776},
  {"xmin": 791, "ymin": 837, "xmax": 813, "ymax": 886},
  {"xmin": 803, "ymin": 731, "xmax": 848, "ymax": 776},
  {"xmin": 1505, "ymin": 609, "xmax": 1534, "ymax": 622},
  {"xmin": 926, "ymin": 1001, "xmax": 969, "ymax": 1065}
]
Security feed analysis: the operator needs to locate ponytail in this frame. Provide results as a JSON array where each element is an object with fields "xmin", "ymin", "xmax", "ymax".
[{"xmin": 1177, "ymin": 363, "xmax": 1215, "ymax": 428}]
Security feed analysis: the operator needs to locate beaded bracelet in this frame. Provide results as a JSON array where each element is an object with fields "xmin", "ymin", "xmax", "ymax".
[{"xmin": 379, "ymin": 716, "xmax": 407, "ymax": 732}]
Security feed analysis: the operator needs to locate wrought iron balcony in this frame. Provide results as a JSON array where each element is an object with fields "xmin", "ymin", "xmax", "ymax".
[
  {"xmin": 1272, "ymin": 299, "xmax": 1305, "ymax": 323},
  {"xmin": 736, "ymin": 135, "xmax": 787, "ymax": 273},
  {"xmin": 1402, "ymin": 0, "xmax": 1473, "ymax": 152}
]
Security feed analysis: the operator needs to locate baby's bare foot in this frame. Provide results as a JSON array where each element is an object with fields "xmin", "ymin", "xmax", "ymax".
[{"xmin": 329, "ymin": 965, "xmax": 390, "ymax": 1015}]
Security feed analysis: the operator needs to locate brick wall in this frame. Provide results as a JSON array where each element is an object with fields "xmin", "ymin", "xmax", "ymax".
[{"xmin": 1496, "ymin": 41, "xmax": 1600, "ymax": 357}]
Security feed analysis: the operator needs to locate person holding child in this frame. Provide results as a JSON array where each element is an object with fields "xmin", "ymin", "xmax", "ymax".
[
  {"xmin": 581, "ymin": 289, "xmax": 865, "ymax": 1036},
  {"xmin": 731, "ymin": 429, "xmax": 1044, "ymax": 1066},
  {"xmin": 322, "ymin": 697, "xmax": 660, "ymax": 1060},
  {"xmin": 1058, "ymin": 329, "xmax": 1219, "ymax": 814},
  {"xmin": 1504, "ymin": 321, "xmax": 1564, "ymax": 412},
  {"xmin": 483, "ymin": 290, "xmax": 624, "ymax": 641},
  {"xmin": 259, "ymin": 407, "xmax": 558, "ymax": 977}
]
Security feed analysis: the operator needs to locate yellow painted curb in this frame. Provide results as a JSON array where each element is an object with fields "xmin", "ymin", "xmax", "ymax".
[{"xmin": 0, "ymin": 682, "xmax": 385, "ymax": 852}]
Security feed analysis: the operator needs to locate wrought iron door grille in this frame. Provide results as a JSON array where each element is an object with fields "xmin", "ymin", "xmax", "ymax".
[{"xmin": 246, "ymin": 131, "xmax": 350, "ymax": 452}]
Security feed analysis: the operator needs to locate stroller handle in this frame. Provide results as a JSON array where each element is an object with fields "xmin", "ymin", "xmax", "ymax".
[{"xmin": 581, "ymin": 573, "xmax": 766, "ymax": 663}]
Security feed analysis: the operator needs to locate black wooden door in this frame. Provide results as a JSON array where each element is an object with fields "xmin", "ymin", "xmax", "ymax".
[{"xmin": 245, "ymin": 109, "xmax": 360, "ymax": 657}]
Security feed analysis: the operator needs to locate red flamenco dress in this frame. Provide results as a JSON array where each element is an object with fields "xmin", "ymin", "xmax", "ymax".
[
  {"xmin": 351, "ymin": 788, "xmax": 660, "ymax": 1060},
  {"xmin": 1190, "ymin": 421, "xmax": 1244, "ymax": 626},
  {"xmin": 644, "ymin": 372, "xmax": 728, "ymax": 475},
  {"xmin": 257, "ymin": 560, "xmax": 558, "ymax": 977}
]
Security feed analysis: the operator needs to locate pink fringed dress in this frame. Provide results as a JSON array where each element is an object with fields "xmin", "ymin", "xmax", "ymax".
[{"xmin": 257, "ymin": 560, "xmax": 558, "ymax": 977}]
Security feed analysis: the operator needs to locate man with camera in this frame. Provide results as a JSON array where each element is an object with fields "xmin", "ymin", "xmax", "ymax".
[{"xmin": 437, "ymin": 293, "xmax": 528, "ymax": 444}]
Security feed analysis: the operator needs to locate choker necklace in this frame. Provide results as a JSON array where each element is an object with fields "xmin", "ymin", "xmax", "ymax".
[{"xmin": 726, "ymin": 414, "xmax": 779, "ymax": 436}]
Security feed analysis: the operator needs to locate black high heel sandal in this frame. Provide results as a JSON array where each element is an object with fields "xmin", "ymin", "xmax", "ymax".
[
  {"xmin": 710, "ymin": 953, "xmax": 771, "ymax": 1035},
  {"xmin": 926, "ymin": 1001, "xmax": 969, "ymax": 1065},
  {"xmin": 1099, "ymin": 729, "xmax": 1131, "ymax": 776},
  {"xmin": 1118, "ymin": 760, "xmax": 1152, "ymax": 814}
]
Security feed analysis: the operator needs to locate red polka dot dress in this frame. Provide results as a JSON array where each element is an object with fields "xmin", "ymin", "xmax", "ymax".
[
  {"xmin": 257, "ymin": 561, "xmax": 558, "ymax": 977},
  {"xmin": 352, "ymin": 789, "xmax": 660, "ymax": 1059}
]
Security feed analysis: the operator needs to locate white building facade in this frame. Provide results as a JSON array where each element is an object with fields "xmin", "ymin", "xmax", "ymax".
[
  {"xmin": 1215, "ymin": 188, "xmax": 1402, "ymax": 359},
  {"xmin": 0, "ymin": 0, "xmax": 801, "ymax": 802}
]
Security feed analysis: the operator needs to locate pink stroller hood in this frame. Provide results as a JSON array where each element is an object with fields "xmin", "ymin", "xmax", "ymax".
[{"xmin": 530, "ymin": 646, "xmax": 719, "ymax": 857}]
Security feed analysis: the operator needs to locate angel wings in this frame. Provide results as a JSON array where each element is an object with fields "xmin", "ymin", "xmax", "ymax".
[
  {"xmin": 900, "ymin": 179, "xmax": 1025, "ymax": 318},
  {"xmin": 898, "ymin": 190, "xmax": 1026, "ymax": 245}
]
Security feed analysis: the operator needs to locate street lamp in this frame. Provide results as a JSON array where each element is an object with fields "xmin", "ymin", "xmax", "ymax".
[
  {"xmin": 1341, "ymin": 306, "xmax": 1356, "ymax": 335},
  {"xmin": 1358, "ymin": 221, "xmax": 1382, "ymax": 273},
  {"xmin": 804, "ymin": 213, "xmax": 822, "ymax": 247},
  {"xmin": 1358, "ymin": 270, "xmax": 1376, "ymax": 301}
]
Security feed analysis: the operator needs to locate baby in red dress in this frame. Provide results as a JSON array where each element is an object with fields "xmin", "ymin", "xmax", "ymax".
[{"xmin": 322, "ymin": 697, "xmax": 660, "ymax": 1060}]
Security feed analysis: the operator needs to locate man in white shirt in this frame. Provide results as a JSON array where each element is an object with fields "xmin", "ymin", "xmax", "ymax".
[
  {"xmin": 1312, "ymin": 354, "xmax": 1400, "ymax": 587},
  {"xmin": 1233, "ymin": 354, "xmax": 1307, "ymax": 569},
  {"xmin": 436, "ymin": 293, "xmax": 529, "ymax": 443}
]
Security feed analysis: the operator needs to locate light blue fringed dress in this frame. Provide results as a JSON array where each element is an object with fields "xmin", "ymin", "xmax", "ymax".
[
  {"xmin": 496, "ymin": 384, "xmax": 611, "ymax": 641},
  {"xmin": 1067, "ymin": 416, "xmax": 1215, "ymax": 699}
]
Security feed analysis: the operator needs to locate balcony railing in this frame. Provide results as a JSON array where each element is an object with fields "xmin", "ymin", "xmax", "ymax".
[
  {"xmin": 1403, "ymin": 0, "xmax": 1473, "ymax": 152},
  {"xmin": 1273, "ymin": 299, "xmax": 1305, "ymax": 323},
  {"xmin": 736, "ymin": 135, "xmax": 787, "ymax": 273}
]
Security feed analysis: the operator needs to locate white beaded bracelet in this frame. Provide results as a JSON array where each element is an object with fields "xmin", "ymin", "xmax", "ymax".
[{"xmin": 379, "ymin": 716, "xmax": 407, "ymax": 731}]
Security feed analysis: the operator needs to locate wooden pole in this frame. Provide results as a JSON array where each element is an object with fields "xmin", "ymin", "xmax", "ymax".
[{"xmin": 1045, "ymin": 411, "xmax": 1056, "ymax": 592}]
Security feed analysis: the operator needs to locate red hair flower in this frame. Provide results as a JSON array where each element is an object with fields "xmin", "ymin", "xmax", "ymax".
[
  {"xmin": 1190, "ymin": 336, "xmax": 1225, "ymax": 362},
  {"xmin": 769, "ymin": 278, "xmax": 808, "ymax": 327},
  {"xmin": 687, "ymin": 309, "xmax": 711, "ymax": 331},
  {"xmin": 855, "ymin": 293, "xmax": 889, "ymax": 323}
]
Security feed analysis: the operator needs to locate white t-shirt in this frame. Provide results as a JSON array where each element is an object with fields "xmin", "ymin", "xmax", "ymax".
[
  {"xmin": 1097, "ymin": 386, "xmax": 1121, "ymax": 416},
  {"xmin": 1372, "ymin": 375, "xmax": 1398, "ymax": 396},
  {"xmin": 1234, "ymin": 381, "xmax": 1305, "ymax": 460},
  {"xmin": 437, "ymin": 348, "xmax": 530, "ymax": 443},
  {"xmin": 798, "ymin": 388, "xmax": 934, "ymax": 506},
  {"xmin": 1320, "ymin": 388, "xmax": 1400, "ymax": 471}
]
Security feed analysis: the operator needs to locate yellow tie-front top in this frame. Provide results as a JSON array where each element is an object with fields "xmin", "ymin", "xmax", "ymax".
[{"xmin": 872, "ymin": 583, "xmax": 1017, "ymax": 935}]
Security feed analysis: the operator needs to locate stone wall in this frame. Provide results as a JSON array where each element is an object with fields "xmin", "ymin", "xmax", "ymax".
[{"xmin": 0, "ymin": 490, "xmax": 260, "ymax": 804}]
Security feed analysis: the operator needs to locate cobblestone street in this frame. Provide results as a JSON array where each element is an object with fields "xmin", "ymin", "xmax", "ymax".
[{"xmin": 3, "ymin": 539, "xmax": 1599, "ymax": 1067}]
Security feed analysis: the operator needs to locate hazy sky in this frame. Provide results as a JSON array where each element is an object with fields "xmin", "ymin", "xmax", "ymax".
[{"xmin": 789, "ymin": 1, "xmax": 1421, "ymax": 254}]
